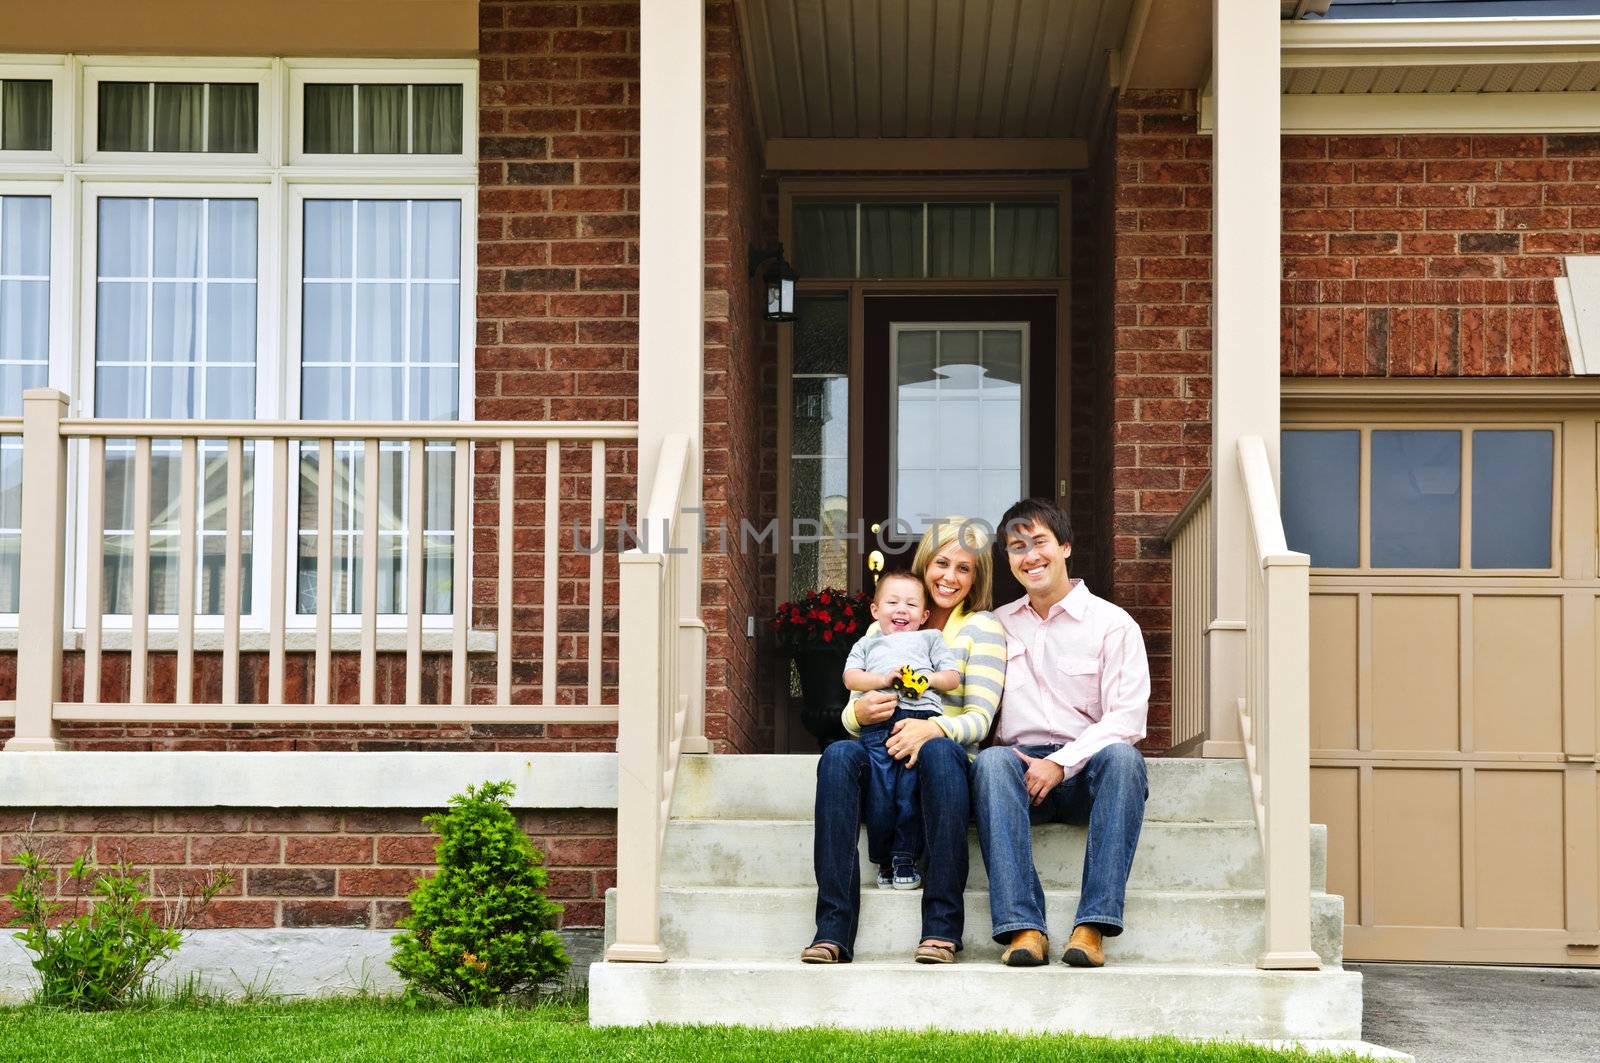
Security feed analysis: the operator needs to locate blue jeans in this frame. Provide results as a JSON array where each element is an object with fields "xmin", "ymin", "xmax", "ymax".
[
  {"xmin": 811, "ymin": 736, "xmax": 971, "ymax": 960},
  {"xmin": 972, "ymin": 742, "xmax": 1147, "ymax": 941},
  {"xmin": 860, "ymin": 708, "xmax": 941, "ymax": 866}
]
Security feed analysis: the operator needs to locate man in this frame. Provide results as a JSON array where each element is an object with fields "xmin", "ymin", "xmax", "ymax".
[{"xmin": 973, "ymin": 497, "xmax": 1149, "ymax": 968}]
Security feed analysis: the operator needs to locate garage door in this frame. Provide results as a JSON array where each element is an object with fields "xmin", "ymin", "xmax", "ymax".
[{"xmin": 1283, "ymin": 402, "xmax": 1600, "ymax": 966}]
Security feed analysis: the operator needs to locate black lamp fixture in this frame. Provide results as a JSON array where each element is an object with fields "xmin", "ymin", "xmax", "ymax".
[{"xmin": 747, "ymin": 242, "xmax": 798, "ymax": 322}]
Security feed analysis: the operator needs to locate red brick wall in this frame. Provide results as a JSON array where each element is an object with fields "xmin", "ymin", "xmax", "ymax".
[
  {"xmin": 0, "ymin": 807, "xmax": 615, "ymax": 929},
  {"xmin": 700, "ymin": 0, "xmax": 776, "ymax": 754},
  {"xmin": 1108, "ymin": 90, "xmax": 1215, "ymax": 753},
  {"xmin": 1281, "ymin": 132, "xmax": 1582, "ymax": 375}
]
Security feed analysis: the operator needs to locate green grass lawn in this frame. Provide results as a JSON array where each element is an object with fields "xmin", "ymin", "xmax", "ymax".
[{"xmin": 0, "ymin": 995, "xmax": 1363, "ymax": 1063}]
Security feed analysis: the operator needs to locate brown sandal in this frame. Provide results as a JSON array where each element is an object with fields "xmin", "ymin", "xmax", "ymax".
[
  {"xmin": 913, "ymin": 940, "xmax": 957, "ymax": 964},
  {"xmin": 801, "ymin": 942, "xmax": 843, "ymax": 964}
]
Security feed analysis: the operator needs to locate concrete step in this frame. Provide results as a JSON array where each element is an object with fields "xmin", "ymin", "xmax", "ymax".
[
  {"xmin": 589, "ymin": 960, "xmax": 1364, "ymax": 1041},
  {"xmin": 604, "ymin": 886, "xmax": 1344, "ymax": 967},
  {"xmin": 661, "ymin": 818, "xmax": 1328, "ymax": 892},
  {"xmin": 671, "ymin": 754, "xmax": 1257, "ymax": 823}
]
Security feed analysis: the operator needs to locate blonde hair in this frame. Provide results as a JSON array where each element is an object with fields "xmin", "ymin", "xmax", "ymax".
[{"xmin": 910, "ymin": 516, "xmax": 994, "ymax": 614}]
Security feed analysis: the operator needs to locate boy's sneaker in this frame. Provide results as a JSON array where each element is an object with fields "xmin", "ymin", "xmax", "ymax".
[
  {"xmin": 875, "ymin": 865, "xmax": 895, "ymax": 890},
  {"xmin": 891, "ymin": 863, "xmax": 922, "ymax": 890}
]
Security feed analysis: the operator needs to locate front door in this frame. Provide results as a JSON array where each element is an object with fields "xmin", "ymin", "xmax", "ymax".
[{"xmin": 861, "ymin": 295, "xmax": 1056, "ymax": 600}]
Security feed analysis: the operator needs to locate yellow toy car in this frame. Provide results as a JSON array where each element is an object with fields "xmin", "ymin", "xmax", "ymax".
[{"xmin": 891, "ymin": 665, "xmax": 930, "ymax": 698}]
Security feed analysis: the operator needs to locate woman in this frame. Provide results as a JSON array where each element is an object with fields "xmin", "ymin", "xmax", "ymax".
[{"xmin": 800, "ymin": 517, "xmax": 1007, "ymax": 964}]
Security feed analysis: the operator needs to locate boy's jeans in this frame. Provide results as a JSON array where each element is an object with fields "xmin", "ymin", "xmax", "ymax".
[
  {"xmin": 973, "ymin": 741, "xmax": 1147, "ymax": 939},
  {"xmin": 860, "ymin": 707, "xmax": 942, "ymax": 866}
]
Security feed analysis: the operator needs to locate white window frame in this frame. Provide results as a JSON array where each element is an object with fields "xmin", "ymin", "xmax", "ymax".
[
  {"xmin": 286, "ymin": 60, "xmax": 478, "ymax": 169},
  {"xmin": 81, "ymin": 57, "xmax": 275, "ymax": 168},
  {"xmin": 0, "ymin": 54, "xmax": 477, "ymax": 635},
  {"xmin": 0, "ymin": 56, "xmax": 71, "ymax": 164}
]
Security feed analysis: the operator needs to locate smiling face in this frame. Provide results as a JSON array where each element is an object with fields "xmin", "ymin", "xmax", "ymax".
[
  {"xmin": 923, "ymin": 541, "xmax": 977, "ymax": 613},
  {"xmin": 870, "ymin": 574, "xmax": 929, "ymax": 633},
  {"xmin": 1005, "ymin": 519, "xmax": 1073, "ymax": 604}
]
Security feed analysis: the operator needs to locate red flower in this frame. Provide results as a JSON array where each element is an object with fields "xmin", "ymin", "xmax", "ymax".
[
  {"xmin": 822, "ymin": 629, "xmax": 833, "ymax": 642},
  {"xmin": 819, "ymin": 592, "xmax": 831, "ymax": 604}
]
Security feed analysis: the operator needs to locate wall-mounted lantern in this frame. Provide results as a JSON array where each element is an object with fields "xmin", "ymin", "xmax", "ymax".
[{"xmin": 747, "ymin": 242, "xmax": 798, "ymax": 322}]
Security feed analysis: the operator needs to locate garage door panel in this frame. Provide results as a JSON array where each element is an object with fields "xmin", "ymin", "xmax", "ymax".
[
  {"xmin": 1310, "ymin": 595, "xmax": 1359, "ymax": 751},
  {"xmin": 1372, "ymin": 596, "xmax": 1460, "ymax": 753},
  {"xmin": 1311, "ymin": 766, "xmax": 1360, "ymax": 921},
  {"xmin": 1372, "ymin": 768, "xmax": 1462, "ymax": 928},
  {"xmin": 1473, "ymin": 596, "xmax": 1563, "ymax": 755},
  {"xmin": 1475, "ymin": 770, "xmax": 1566, "ymax": 930}
]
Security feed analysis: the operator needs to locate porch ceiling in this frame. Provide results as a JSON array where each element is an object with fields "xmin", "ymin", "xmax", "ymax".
[{"xmin": 735, "ymin": 0, "xmax": 1138, "ymax": 141}]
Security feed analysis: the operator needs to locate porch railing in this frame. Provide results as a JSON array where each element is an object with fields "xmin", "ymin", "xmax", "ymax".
[
  {"xmin": 605, "ymin": 433, "xmax": 695, "ymax": 963},
  {"xmin": 3, "ymin": 388, "xmax": 638, "ymax": 749},
  {"xmin": 1237, "ymin": 435, "xmax": 1321, "ymax": 970},
  {"xmin": 1163, "ymin": 476, "xmax": 1212, "ymax": 752}
]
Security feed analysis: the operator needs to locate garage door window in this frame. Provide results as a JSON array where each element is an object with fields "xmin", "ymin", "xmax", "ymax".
[{"xmin": 1283, "ymin": 426, "xmax": 1556, "ymax": 573}]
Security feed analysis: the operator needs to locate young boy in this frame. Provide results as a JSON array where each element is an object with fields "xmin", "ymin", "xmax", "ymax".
[{"xmin": 842, "ymin": 571, "xmax": 961, "ymax": 890}]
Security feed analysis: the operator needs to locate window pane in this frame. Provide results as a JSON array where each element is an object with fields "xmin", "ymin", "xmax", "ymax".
[
  {"xmin": 789, "ymin": 294, "xmax": 849, "ymax": 593},
  {"xmin": 860, "ymin": 204, "xmax": 923, "ymax": 278},
  {"xmin": 1282, "ymin": 430, "xmax": 1360, "ymax": 568},
  {"xmin": 792, "ymin": 204, "xmax": 856, "ymax": 279},
  {"xmin": 152, "ymin": 83, "xmax": 204, "ymax": 152},
  {"xmin": 0, "ymin": 194, "xmax": 50, "ymax": 417},
  {"xmin": 96, "ymin": 198, "xmax": 257, "ymax": 418},
  {"xmin": 0, "ymin": 441, "xmax": 20, "ymax": 611},
  {"xmin": 358, "ymin": 84, "xmax": 407, "ymax": 153},
  {"xmin": 0, "ymin": 196, "xmax": 49, "ymax": 275},
  {"xmin": 994, "ymin": 202, "xmax": 1059, "ymax": 277},
  {"xmin": 98, "ymin": 82, "xmax": 148, "ymax": 151},
  {"xmin": 1371, "ymin": 430, "xmax": 1461, "ymax": 568},
  {"xmin": 302, "ymin": 198, "xmax": 460, "ymax": 424},
  {"xmin": 207, "ymin": 83, "xmax": 258, "ymax": 153},
  {"xmin": 304, "ymin": 84, "xmax": 355, "ymax": 153},
  {"xmin": 412, "ymin": 84, "xmax": 462, "ymax": 154},
  {"xmin": 927, "ymin": 203, "xmax": 990, "ymax": 278},
  {"xmin": 2, "ymin": 80, "xmax": 51, "ymax": 151},
  {"xmin": 1472, "ymin": 430, "xmax": 1554, "ymax": 569}
]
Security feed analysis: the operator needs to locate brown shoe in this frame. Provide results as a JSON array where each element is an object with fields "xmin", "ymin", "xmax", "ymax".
[
  {"xmin": 999, "ymin": 929, "xmax": 1049, "ymax": 967},
  {"xmin": 1062, "ymin": 924, "xmax": 1105, "ymax": 968}
]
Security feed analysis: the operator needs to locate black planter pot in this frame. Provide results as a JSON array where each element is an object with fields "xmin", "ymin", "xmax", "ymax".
[{"xmin": 790, "ymin": 647, "xmax": 852, "ymax": 751}]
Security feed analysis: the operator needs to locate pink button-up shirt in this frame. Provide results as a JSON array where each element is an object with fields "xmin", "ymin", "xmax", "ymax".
[{"xmin": 993, "ymin": 580, "xmax": 1150, "ymax": 780}]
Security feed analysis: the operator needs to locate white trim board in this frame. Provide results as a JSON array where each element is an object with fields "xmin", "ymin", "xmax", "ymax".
[
  {"xmin": 0, "ymin": 751, "xmax": 618, "ymax": 808},
  {"xmin": 1556, "ymin": 256, "xmax": 1600, "ymax": 376},
  {"xmin": 1201, "ymin": 91, "xmax": 1600, "ymax": 135}
]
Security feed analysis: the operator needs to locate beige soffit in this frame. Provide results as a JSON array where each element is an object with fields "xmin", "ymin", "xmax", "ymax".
[
  {"xmin": 737, "ymin": 0, "xmax": 1137, "ymax": 150},
  {"xmin": 1203, "ymin": 16, "xmax": 1600, "ymax": 133},
  {"xmin": 1555, "ymin": 257, "xmax": 1600, "ymax": 376}
]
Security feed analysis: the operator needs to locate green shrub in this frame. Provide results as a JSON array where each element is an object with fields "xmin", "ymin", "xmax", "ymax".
[
  {"xmin": 389, "ymin": 780, "xmax": 569, "ymax": 1005},
  {"xmin": 5, "ymin": 846, "xmax": 230, "ymax": 1010}
]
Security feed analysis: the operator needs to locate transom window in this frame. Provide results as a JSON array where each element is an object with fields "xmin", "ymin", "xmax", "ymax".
[
  {"xmin": 1283, "ymin": 426, "xmax": 1558, "ymax": 573},
  {"xmin": 792, "ymin": 200, "xmax": 1060, "ymax": 280},
  {"xmin": 0, "ymin": 56, "xmax": 476, "ymax": 625}
]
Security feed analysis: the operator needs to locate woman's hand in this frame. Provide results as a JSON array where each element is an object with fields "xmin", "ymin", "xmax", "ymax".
[
  {"xmin": 852, "ymin": 689, "xmax": 898, "ymax": 727},
  {"xmin": 885, "ymin": 717, "xmax": 945, "ymax": 767}
]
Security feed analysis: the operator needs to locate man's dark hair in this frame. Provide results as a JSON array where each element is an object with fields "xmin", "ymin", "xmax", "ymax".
[{"xmin": 999, "ymin": 498, "xmax": 1073, "ymax": 549}]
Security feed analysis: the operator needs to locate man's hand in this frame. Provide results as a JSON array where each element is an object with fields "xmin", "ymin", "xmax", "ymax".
[{"xmin": 1013, "ymin": 748, "xmax": 1065, "ymax": 806}]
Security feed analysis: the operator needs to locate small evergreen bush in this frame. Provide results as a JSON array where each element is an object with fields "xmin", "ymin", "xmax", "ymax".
[
  {"xmin": 389, "ymin": 780, "xmax": 569, "ymax": 1005},
  {"xmin": 5, "ymin": 844, "xmax": 230, "ymax": 1009}
]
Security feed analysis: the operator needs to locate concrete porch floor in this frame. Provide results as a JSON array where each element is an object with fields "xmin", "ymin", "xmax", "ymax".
[{"xmin": 1353, "ymin": 963, "xmax": 1600, "ymax": 1063}]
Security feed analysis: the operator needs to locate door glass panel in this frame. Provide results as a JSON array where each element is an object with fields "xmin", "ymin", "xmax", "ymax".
[
  {"xmin": 1282, "ymin": 430, "xmax": 1360, "ymax": 568},
  {"xmin": 1371, "ymin": 430, "xmax": 1461, "ymax": 569},
  {"xmin": 1471, "ymin": 430, "xmax": 1554, "ymax": 569},
  {"xmin": 894, "ymin": 325, "xmax": 1024, "ymax": 529},
  {"xmin": 789, "ymin": 294, "xmax": 849, "ymax": 593}
]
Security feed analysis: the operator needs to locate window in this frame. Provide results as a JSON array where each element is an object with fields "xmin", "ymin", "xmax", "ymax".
[
  {"xmin": 97, "ymin": 81, "xmax": 258, "ymax": 153},
  {"xmin": 792, "ymin": 200, "xmax": 1061, "ymax": 280},
  {"xmin": 0, "ymin": 56, "xmax": 475, "ymax": 628},
  {"xmin": 788, "ymin": 294, "xmax": 848, "ymax": 592},
  {"xmin": 1282, "ymin": 426, "xmax": 1557, "ymax": 572}
]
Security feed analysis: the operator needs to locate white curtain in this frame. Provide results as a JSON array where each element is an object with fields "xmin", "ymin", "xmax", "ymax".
[
  {"xmin": 1, "ymin": 80, "xmax": 51, "ymax": 151},
  {"xmin": 304, "ymin": 84, "xmax": 354, "ymax": 154}
]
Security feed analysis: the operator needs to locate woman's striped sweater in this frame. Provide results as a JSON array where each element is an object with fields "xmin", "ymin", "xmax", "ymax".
[{"xmin": 840, "ymin": 605, "xmax": 1008, "ymax": 755}]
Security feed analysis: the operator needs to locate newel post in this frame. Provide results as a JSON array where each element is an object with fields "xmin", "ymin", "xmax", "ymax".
[{"xmin": 6, "ymin": 388, "xmax": 69, "ymax": 751}]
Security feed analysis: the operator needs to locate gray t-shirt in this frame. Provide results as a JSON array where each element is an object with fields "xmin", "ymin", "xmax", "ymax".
[{"xmin": 843, "ymin": 628, "xmax": 960, "ymax": 715}]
